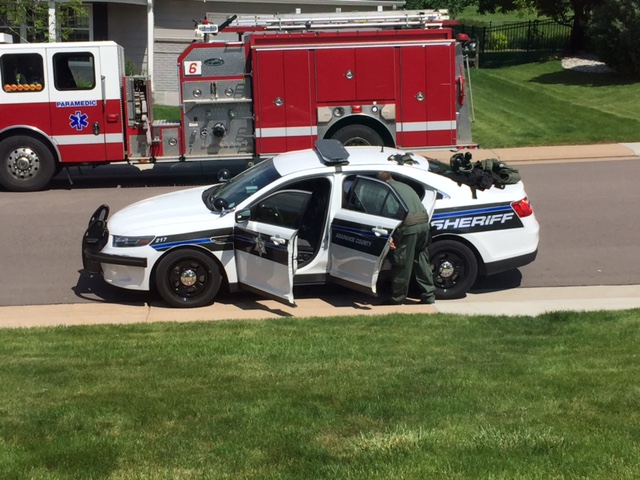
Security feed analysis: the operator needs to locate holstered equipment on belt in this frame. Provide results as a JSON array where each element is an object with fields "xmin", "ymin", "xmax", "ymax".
[{"xmin": 402, "ymin": 211, "xmax": 429, "ymax": 228}]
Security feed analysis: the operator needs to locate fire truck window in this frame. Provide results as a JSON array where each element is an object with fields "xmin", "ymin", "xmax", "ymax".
[
  {"xmin": 53, "ymin": 52, "xmax": 95, "ymax": 91},
  {"xmin": 1, "ymin": 53, "xmax": 45, "ymax": 93}
]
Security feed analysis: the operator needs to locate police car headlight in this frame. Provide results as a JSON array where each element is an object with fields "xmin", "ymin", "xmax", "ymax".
[{"xmin": 112, "ymin": 235, "xmax": 155, "ymax": 248}]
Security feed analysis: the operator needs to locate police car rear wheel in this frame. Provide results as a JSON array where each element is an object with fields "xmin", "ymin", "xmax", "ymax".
[
  {"xmin": 331, "ymin": 125, "xmax": 383, "ymax": 147},
  {"xmin": 0, "ymin": 136, "xmax": 56, "ymax": 192},
  {"xmin": 156, "ymin": 249, "xmax": 222, "ymax": 308},
  {"xmin": 430, "ymin": 240, "xmax": 478, "ymax": 299}
]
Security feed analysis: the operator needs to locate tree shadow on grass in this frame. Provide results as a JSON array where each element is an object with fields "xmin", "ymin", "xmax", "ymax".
[{"xmin": 529, "ymin": 69, "xmax": 636, "ymax": 87}]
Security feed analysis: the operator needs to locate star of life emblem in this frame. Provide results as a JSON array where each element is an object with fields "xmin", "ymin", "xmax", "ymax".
[
  {"xmin": 254, "ymin": 234, "xmax": 267, "ymax": 257},
  {"xmin": 69, "ymin": 111, "xmax": 89, "ymax": 131}
]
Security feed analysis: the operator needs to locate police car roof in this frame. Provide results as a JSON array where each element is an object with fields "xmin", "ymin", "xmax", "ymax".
[{"xmin": 271, "ymin": 145, "xmax": 430, "ymax": 177}]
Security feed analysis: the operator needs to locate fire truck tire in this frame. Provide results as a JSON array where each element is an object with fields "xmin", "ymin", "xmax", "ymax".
[
  {"xmin": 155, "ymin": 249, "xmax": 222, "ymax": 308},
  {"xmin": 331, "ymin": 125, "xmax": 383, "ymax": 147},
  {"xmin": 0, "ymin": 136, "xmax": 56, "ymax": 192},
  {"xmin": 430, "ymin": 240, "xmax": 478, "ymax": 299}
]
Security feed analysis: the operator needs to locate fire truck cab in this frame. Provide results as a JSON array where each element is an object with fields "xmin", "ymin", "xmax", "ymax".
[{"xmin": 0, "ymin": 9, "xmax": 473, "ymax": 192}]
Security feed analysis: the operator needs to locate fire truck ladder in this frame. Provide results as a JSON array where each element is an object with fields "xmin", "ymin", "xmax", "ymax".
[{"xmin": 228, "ymin": 9, "xmax": 451, "ymax": 32}]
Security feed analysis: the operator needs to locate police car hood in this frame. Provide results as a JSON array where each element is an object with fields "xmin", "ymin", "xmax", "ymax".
[{"xmin": 108, "ymin": 186, "xmax": 221, "ymax": 235}]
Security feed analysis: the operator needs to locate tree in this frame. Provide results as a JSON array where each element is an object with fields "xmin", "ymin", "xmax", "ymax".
[
  {"xmin": 476, "ymin": 0, "xmax": 605, "ymax": 52},
  {"xmin": 0, "ymin": 0, "xmax": 86, "ymax": 42},
  {"xmin": 589, "ymin": 0, "xmax": 640, "ymax": 78}
]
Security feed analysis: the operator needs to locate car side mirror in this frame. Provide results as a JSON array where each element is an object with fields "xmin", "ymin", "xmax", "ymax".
[
  {"xmin": 235, "ymin": 209, "xmax": 250, "ymax": 222},
  {"xmin": 213, "ymin": 197, "xmax": 229, "ymax": 211},
  {"xmin": 217, "ymin": 169, "xmax": 231, "ymax": 183}
]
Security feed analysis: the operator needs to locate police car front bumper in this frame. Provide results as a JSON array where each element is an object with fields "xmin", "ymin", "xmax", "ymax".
[
  {"xmin": 82, "ymin": 204, "xmax": 147, "ymax": 274},
  {"xmin": 82, "ymin": 249, "xmax": 148, "ymax": 274}
]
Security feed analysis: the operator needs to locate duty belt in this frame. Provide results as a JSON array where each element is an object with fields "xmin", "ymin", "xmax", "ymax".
[{"xmin": 402, "ymin": 212, "xmax": 429, "ymax": 227}]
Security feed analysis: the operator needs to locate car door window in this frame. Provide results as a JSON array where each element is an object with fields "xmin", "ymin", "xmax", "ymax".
[
  {"xmin": 345, "ymin": 176, "xmax": 407, "ymax": 220},
  {"xmin": 251, "ymin": 190, "xmax": 311, "ymax": 229}
]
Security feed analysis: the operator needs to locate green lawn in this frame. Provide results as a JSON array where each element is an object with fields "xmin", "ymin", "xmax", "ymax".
[
  {"xmin": 469, "ymin": 61, "xmax": 640, "ymax": 147},
  {"xmin": 2, "ymin": 310, "xmax": 640, "ymax": 479},
  {"xmin": 457, "ymin": 5, "xmax": 548, "ymax": 25}
]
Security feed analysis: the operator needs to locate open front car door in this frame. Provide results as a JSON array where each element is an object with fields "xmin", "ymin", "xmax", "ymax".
[
  {"xmin": 330, "ymin": 176, "xmax": 409, "ymax": 295},
  {"xmin": 234, "ymin": 189, "xmax": 312, "ymax": 304}
]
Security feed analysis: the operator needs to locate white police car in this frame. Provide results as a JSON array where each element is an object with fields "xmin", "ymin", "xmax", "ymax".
[{"xmin": 82, "ymin": 140, "xmax": 539, "ymax": 308}]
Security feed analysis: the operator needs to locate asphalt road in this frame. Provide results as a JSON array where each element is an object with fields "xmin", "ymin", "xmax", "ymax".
[{"xmin": 1, "ymin": 159, "xmax": 639, "ymax": 307}]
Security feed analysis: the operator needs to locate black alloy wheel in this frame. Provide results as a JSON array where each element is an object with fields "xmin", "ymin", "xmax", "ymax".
[
  {"xmin": 156, "ymin": 249, "xmax": 222, "ymax": 308},
  {"xmin": 430, "ymin": 240, "xmax": 478, "ymax": 299}
]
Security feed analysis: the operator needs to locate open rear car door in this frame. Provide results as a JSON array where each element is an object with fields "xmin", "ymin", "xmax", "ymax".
[{"xmin": 329, "ymin": 176, "xmax": 409, "ymax": 295}]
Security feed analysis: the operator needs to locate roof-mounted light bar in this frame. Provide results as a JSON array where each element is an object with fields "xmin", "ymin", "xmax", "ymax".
[{"xmin": 315, "ymin": 139, "xmax": 350, "ymax": 166}]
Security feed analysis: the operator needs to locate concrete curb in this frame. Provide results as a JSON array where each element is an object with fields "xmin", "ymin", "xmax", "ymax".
[
  {"xmin": 433, "ymin": 285, "xmax": 640, "ymax": 317},
  {"xmin": 2, "ymin": 285, "xmax": 640, "ymax": 328},
  {"xmin": 0, "ymin": 297, "xmax": 437, "ymax": 329}
]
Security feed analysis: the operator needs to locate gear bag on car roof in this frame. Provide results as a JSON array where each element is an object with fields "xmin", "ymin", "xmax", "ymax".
[
  {"xmin": 449, "ymin": 153, "xmax": 521, "ymax": 197},
  {"xmin": 478, "ymin": 158, "xmax": 521, "ymax": 188}
]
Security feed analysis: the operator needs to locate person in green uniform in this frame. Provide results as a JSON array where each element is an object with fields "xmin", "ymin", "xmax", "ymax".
[{"xmin": 377, "ymin": 171, "xmax": 436, "ymax": 305}]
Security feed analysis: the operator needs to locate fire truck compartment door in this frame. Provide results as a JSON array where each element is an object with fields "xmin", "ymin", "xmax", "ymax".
[
  {"xmin": 47, "ymin": 46, "xmax": 112, "ymax": 163},
  {"xmin": 234, "ymin": 189, "xmax": 312, "ymax": 305},
  {"xmin": 329, "ymin": 176, "xmax": 407, "ymax": 295}
]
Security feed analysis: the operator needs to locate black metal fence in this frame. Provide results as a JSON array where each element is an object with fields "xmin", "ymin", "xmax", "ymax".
[{"xmin": 455, "ymin": 19, "xmax": 572, "ymax": 68}]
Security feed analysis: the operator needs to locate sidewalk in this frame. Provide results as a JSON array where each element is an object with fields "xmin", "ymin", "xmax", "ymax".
[
  {"xmin": 424, "ymin": 142, "xmax": 640, "ymax": 164},
  {"xmin": 2, "ymin": 285, "xmax": 640, "ymax": 329}
]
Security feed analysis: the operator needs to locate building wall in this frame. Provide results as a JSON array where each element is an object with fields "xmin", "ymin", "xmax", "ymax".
[{"xmin": 107, "ymin": 4, "xmax": 148, "ymax": 74}]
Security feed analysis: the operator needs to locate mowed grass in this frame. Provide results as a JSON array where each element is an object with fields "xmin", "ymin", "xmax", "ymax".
[
  {"xmin": 2, "ymin": 311, "xmax": 640, "ymax": 479},
  {"xmin": 469, "ymin": 61, "xmax": 640, "ymax": 147}
]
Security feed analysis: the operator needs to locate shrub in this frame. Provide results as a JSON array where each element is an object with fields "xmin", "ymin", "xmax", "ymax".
[
  {"xmin": 589, "ymin": 0, "xmax": 640, "ymax": 79},
  {"xmin": 486, "ymin": 32, "xmax": 509, "ymax": 50}
]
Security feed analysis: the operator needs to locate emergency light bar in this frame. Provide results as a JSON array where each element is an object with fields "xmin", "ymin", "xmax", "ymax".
[
  {"xmin": 315, "ymin": 140, "xmax": 350, "ymax": 166},
  {"xmin": 195, "ymin": 23, "xmax": 219, "ymax": 37}
]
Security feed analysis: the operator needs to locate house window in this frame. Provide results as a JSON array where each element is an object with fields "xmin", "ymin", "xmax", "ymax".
[
  {"xmin": 0, "ymin": 3, "xmax": 92, "ymax": 43},
  {"xmin": 60, "ymin": 4, "xmax": 92, "ymax": 41}
]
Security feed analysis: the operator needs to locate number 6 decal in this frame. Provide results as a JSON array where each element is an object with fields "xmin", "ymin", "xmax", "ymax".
[{"xmin": 184, "ymin": 61, "xmax": 202, "ymax": 76}]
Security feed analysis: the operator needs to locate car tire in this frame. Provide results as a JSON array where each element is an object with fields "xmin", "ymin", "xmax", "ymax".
[
  {"xmin": 0, "ymin": 135, "xmax": 56, "ymax": 192},
  {"xmin": 331, "ymin": 125, "xmax": 383, "ymax": 146},
  {"xmin": 155, "ymin": 249, "xmax": 222, "ymax": 308},
  {"xmin": 430, "ymin": 240, "xmax": 478, "ymax": 299}
]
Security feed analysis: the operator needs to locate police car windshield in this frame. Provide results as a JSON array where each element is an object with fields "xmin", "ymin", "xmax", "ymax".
[{"xmin": 211, "ymin": 159, "xmax": 281, "ymax": 209}]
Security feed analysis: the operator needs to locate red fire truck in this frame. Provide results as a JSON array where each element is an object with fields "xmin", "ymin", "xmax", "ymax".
[{"xmin": 0, "ymin": 9, "xmax": 473, "ymax": 192}]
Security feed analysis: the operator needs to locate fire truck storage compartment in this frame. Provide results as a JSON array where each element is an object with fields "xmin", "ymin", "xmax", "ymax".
[
  {"xmin": 315, "ymin": 46, "xmax": 396, "ymax": 103},
  {"xmin": 397, "ymin": 42, "xmax": 457, "ymax": 148},
  {"xmin": 152, "ymin": 122, "xmax": 181, "ymax": 158},
  {"xmin": 252, "ymin": 48, "xmax": 315, "ymax": 153},
  {"xmin": 180, "ymin": 42, "xmax": 253, "ymax": 157}
]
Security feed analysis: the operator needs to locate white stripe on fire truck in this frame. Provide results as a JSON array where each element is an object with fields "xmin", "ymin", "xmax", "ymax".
[
  {"xmin": 397, "ymin": 121, "xmax": 456, "ymax": 132},
  {"xmin": 256, "ymin": 122, "xmax": 455, "ymax": 138},
  {"xmin": 52, "ymin": 133, "xmax": 124, "ymax": 145},
  {"xmin": 256, "ymin": 126, "xmax": 318, "ymax": 138}
]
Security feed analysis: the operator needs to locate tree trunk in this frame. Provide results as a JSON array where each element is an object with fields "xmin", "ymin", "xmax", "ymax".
[{"xmin": 569, "ymin": 6, "xmax": 589, "ymax": 53}]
